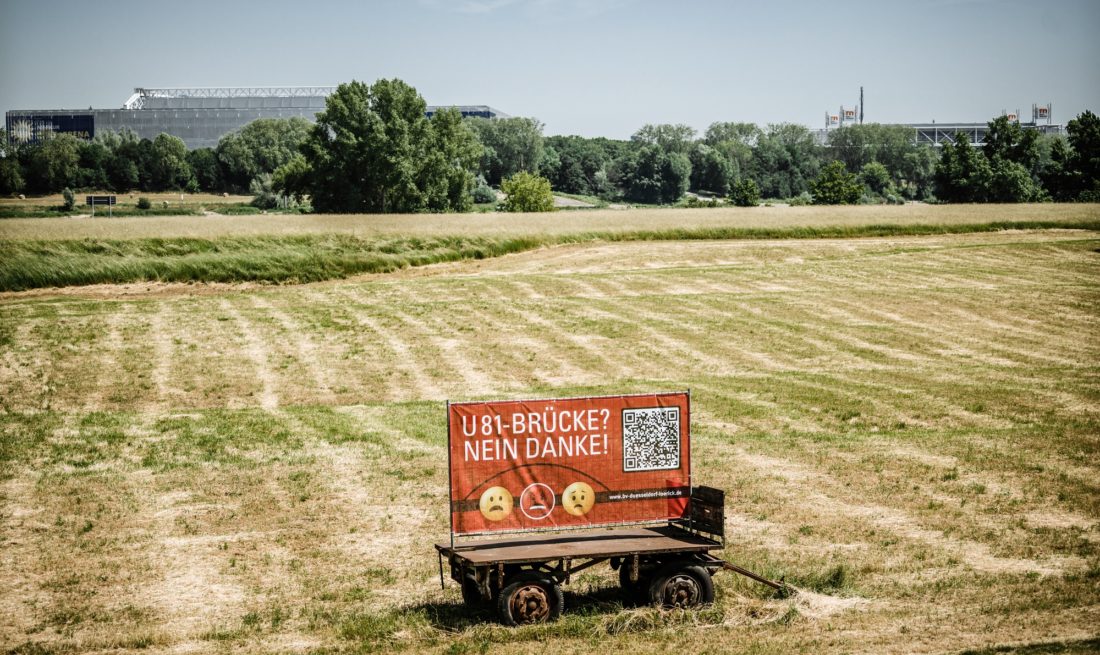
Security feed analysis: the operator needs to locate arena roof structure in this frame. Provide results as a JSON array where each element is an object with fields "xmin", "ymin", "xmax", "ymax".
[
  {"xmin": 813, "ymin": 121, "xmax": 1064, "ymax": 147},
  {"xmin": 6, "ymin": 86, "xmax": 510, "ymax": 149}
]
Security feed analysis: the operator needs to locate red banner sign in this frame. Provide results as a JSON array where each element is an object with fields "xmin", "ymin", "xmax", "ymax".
[{"xmin": 448, "ymin": 392, "xmax": 691, "ymax": 536}]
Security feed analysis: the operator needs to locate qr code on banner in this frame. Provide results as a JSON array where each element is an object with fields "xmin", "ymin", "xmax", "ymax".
[{"xmin": 622, "ymin": 407, "xmax": 681, "ymax": 472}]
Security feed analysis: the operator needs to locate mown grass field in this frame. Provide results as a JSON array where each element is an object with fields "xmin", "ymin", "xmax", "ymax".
[{"xmin": 1, "ymin": 205, "xmax": 1099, "ymax": 654}]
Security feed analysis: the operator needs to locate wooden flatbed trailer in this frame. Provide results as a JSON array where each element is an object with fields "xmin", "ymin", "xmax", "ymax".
[{"xmin": 436, "ymin": 486, "xmax": 785, "ymax": 625}]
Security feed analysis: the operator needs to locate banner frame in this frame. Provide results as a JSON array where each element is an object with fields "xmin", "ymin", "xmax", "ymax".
[{"xmin": 445, "ymin": 390, "xmax": 693, "ymax": 542}]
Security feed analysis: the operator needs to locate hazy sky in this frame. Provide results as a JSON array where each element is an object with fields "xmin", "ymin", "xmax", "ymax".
[{"xmin": 2, "ymin": 0, "xmax": 1097, "ymax": 139}]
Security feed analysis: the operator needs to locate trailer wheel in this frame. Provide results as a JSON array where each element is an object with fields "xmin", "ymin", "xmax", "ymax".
[
  {"xmin": 648, "ymin": 563, "xmax": 714, "ymax": 609},
  {"xmin": 618, "ymin": 564, "xmax": 650, "ymax": 605},
  {"xmin": 497, "ymin": 575, "xmax": 563, "ymax": 626}
]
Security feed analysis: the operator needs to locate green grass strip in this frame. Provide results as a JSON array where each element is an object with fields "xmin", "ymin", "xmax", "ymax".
[{"xmin": 1, "ymin": 220, "xmax": 1097, "ymax": 292}]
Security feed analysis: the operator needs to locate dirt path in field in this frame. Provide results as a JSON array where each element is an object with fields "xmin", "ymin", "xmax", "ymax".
[
  {"xmin": 147, "ymin": 304, "xmax": 178, "ymax": 406},
  {"xmin": 0, "ymin": 476, "xmax": 49, "ymax": 645},
  {"xmin": 218, "ymin": 298, "xmax": 280, "ymax": 409},
  {"xmin": 144, "ymin": 488, "xmax": 248, "ymax": 641},
  {"xmin": 250, "ymin": 295, "xmax": 337, "ymax": 402},
  {"xmin": 731, "ymin": 449, "xmax": 1084, "ymax": 576},
  {"xmin": 87, "ymin": 303, "xmax": 126, "ymax": 411}
]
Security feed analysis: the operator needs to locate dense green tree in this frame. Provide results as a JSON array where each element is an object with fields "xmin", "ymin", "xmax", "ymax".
[
  {"xmin": 750, "ymin": 123, "xmax": 821, "ymax": 198},
  {"xmin": 1067, "ymin": 110, "xmax": 1100, "ymax": 199},
  {"xmin": 186, "ymin": 147, "xmax": 221, "ymax": 192},
  {"xmin": 703, "ymin": 121, "xmax": 759, "ymax": 183},
  {"xmin": 299, "ymin": 79, "xmax": 479, "ymax": 213},
  {"xmin": 114, "ymin": 138, "xmax": 156, "ymax": 191},
  {"xmin": 540, "ymin": 135, "xmax": 630, "ymax": 196},
  {"xmin": 986, "ymin": 156, "xmax": 1043, "ymax": 202},
  {"xmin": 272, "ymin": 154, "xmax": 311, "ymax": 204},
  {"xmin": 688, "ymin": 144, "xmax": 733, "ymax": 195},
  {"xmin": 467, "ymin": 116, "xmax": 544, "ymax": 186},
  {"xmin": 418, "ymin": 107, "xmax": 483, "ymax": 212},
  {"xmin": 983, "ymin": 116, "xmax": 1040, "ymax": 174},
  {"xmin": 703, "ymin": 122, "xmax": 761, "ymax": 147},
  {"xmin": 76, "ymin": 141, "xmax": 111, "ymax": 189},
  {"xmin": 23, "ymin": 134, "xmax": 81, "ymax": 193},
  {"xmin": 150, "ymin": 134, "xmax": 193, "ymax": 190},
  {"xmin": 728, "ymin": 178, "xmax": 760, "ymax": 207},
  {"xmin": 858, "ymin": 161, "xmax": 893, "ymax": 196},
  {"xmin": 217, "ymin": 117, "xmax": 311, "ymax": 192},
  {"xmin": 827, "ymin": 123, "xmax": 936, "ymax": 198},
  {"xmin": 501, "ymin": 171, "xmax": 555, "ymax": 212},
  {"xmin": 93, "ymin": 128, "xmax": 140, "ymax": 151},
  {"xmin": 631, "ymin": 124, "xmax": 696, "ymax": 154},
  {"xmin": 619, "ymin": 145, "xmax": 691, "ymax": 204},
  {"xmin": 1039, "ymin": 136, "xmax": 1077, "ymax": 201},
  {"xmin": 810, "ymin": 161, "xmax": 862, "ymax": 205},
  {"xmin": 107, "ymin": 155, "xmax": 141, "ymax": 192},
  {"xmin": 934, "ymin": 133, "xmax": 992, "ymax": 203},
  {"xmin": 0, "ymin": 155, "xmax": 25, "ymax": 194}
]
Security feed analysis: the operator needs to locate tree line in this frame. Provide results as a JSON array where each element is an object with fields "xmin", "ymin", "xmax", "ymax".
[{"xmin": 1, "ymin": 77, "xmax": 1097, "ymax": 210}]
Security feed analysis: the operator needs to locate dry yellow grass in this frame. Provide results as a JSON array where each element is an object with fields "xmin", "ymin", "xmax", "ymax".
[
  {"xmin": 1, "ymin": 202, "xmax": 1098, "ymax": 241},
  {"xmin": 0, "ymin": 191, "xmax": 253, "ymax": 208},
  {"xmin": 1, "ymin": 229, "xmax": 1098, "ymax": 654}
]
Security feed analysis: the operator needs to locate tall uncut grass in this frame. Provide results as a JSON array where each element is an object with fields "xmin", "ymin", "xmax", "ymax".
[{"xmin": 2, "ymin": 219, "xmax": 1098, "ymax": 292}]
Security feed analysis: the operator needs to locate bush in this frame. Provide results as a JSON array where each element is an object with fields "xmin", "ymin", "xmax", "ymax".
[
  {"xmin": 250, "ymin": 173, "xmax": 279, "ymax": 209},
  {"xmin": 471, "ymin": 184, "xmax": 497, "ymax": 204},
  {"xmin": 61, "ymin": 188, "xmax": 75, "ymax": 211},
  {"xmin": 728, "ymin": 178, "xmax": 760, "ymax": 207},
  {"xmin": 788, "ymin": 192, "xmax": 813, "ymax": 206},
  {"xmin": 136, "ymin": 197, "xmax": 152, "ymax": 210},
  {"xmin": 500, "ymin": 172, "xmax": 555, "ymax": 212},
  {"xmin": 684, "ymin": 195, "xmax": 720, "ymax": 208},
  {"xmin": 810, "ymin": 161, "xmax": 863, "ymax": 205}
]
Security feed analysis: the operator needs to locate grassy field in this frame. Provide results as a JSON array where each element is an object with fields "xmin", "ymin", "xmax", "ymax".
[
  {"xmin": 2, "ymin": 204, "xmax": 1098, "ymax": 292},
  {"xmin": 3, "ymin": 203, "xmax": 1098, "ymax": 241},
  {"xmin": 1, "ymin": 208, "xmax": 1098, "ymax": 653}
]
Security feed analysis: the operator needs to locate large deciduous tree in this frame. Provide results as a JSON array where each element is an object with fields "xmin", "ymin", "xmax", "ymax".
[
  {"xmin": 150, "ymin": 134, "xmax": 193, "ymax": 190},
  {"xmin": 827, "ymin": 123, "xmax": 936, "ymax": 199},
  {"xmin": 186, "ymin": 147, "xmax": 222, "ymax": 192},
  {"xmin": 688, "ymin": 144, "xmax": 733, "ymax": 195},
  {"xmin": 703, "ymin": 121, "xmax": 759, "ymax": 183},
  {"xmin": 750, "ymin": 123, "xmax": 821, "ymax": 199},
  {"xmin": 216, "ymin": 117, "xmax": 312, "ymax": 192},
  {"xmin": 1067, "ymin": 110, "xmax": 1100, "ymax": 200},
  {"xmin": 22, "ymin": 134, "xmax": 81, "ymax": 194},
  {"xmin": 810, "ymin": 161, "xmax": 862, "ymax": 205},
  {"xmin": 467, "ymin": 116, "xmax": 544, "ymax": 186},
  {"xmin": 619, "ymin": 145, "xmax": 691, "ymax": 204},
  {"xmin": 934, "ymin": 132, "xmax": 992, "ymax": 203},
  {"xmin": 299, "ymin": 79, "xmax": 480, "ymax": 213},
  {"xmin": 631, "ymin": 124, "xmax": 697, "ymax": 154}
]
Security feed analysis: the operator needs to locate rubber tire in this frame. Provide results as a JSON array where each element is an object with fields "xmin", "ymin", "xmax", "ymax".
[
  {"xmin": 497, "ymin": 575, "xmax": 563, "ymax": 626},
  {"xmin": 647, "ymin": 563, "xmax": 715, "ymax": 609},
  {"xmin": 618, "ymin": 564, "xmax": 650, "ymax": 606}
]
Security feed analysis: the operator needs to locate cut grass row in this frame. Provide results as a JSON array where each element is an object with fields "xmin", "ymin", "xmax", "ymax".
[{"xmin": 3, "ymin": 219, "xmax": 1098, "ymax": 292}]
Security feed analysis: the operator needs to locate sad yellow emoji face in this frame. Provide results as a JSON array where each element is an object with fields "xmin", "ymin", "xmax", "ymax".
[
  {"xmin": 562, "ymin": 481, "xmax": 595, "ymax": 516},
  {"xmin": 479, "ymin": 486, "xmax": 514, "ymax": 522}
]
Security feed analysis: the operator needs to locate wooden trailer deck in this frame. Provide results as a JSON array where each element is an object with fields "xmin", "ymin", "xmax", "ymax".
[{"xmin": 435, "ymin": 524, "xmax": 721, "ymax": 565}]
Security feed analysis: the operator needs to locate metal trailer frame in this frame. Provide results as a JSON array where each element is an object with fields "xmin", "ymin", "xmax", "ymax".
[{"xmin": 435, "ymin": 486, "xmax": 786, "ymax": 625}]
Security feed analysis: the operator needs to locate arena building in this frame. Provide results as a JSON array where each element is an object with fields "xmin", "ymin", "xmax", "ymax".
[{"xmin": 5, "ymin": 87, "xmax": 509, "ymax": 150}]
